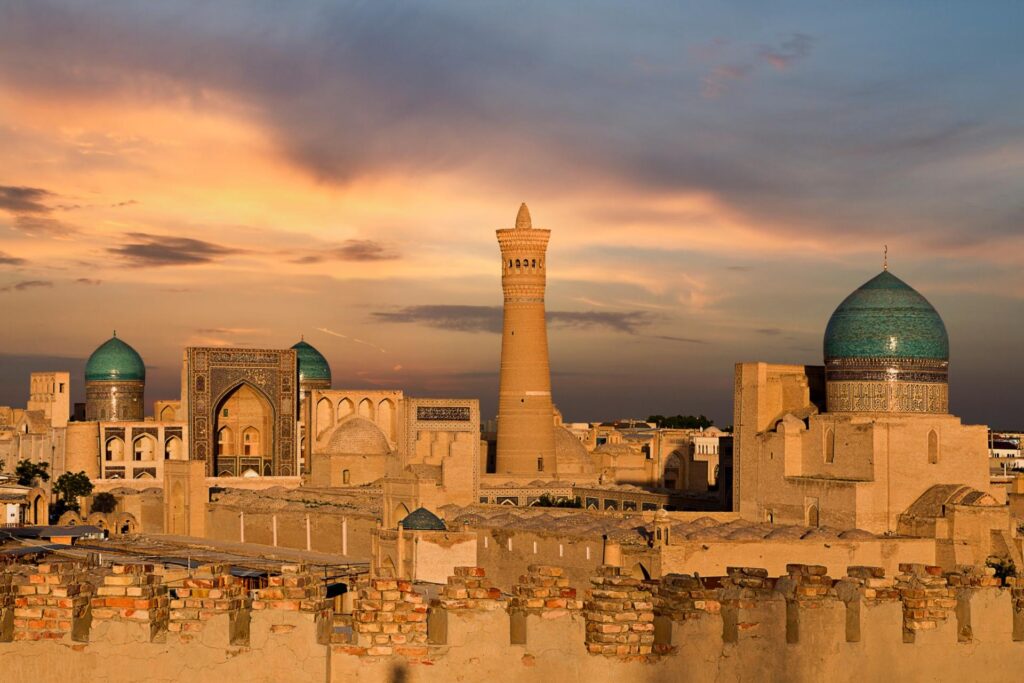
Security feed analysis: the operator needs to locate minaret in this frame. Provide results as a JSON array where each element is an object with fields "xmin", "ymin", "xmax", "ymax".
[{"xmin": 495, "ymin": 203, "xmax": 556, "ymax": 475}]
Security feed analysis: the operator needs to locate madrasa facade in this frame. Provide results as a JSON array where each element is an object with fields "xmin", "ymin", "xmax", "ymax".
[{"xmin": 0, "ymin": 333, "xmax": 480, "ymax": 508}]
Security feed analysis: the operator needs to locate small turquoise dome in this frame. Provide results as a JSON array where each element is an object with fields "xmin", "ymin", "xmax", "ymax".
[
  {"xmin": 291, "ymin": 340, "xmax": 331, "ymax": 384},
  {"xmin": 85, "ymin": 334, "xmax": 146, "ymax": 382},
  {"xmin": 399, "ymin": 507, "xmax": 447, "ymax": 531},
  {"xmin": 824, "ymin": 270, "xmax": 948, "ymax": 361}
]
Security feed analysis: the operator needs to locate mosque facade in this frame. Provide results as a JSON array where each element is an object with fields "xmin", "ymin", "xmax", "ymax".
[{"xmin": 733, "ymin": 267, "xmax": 998, "ymax": 538}]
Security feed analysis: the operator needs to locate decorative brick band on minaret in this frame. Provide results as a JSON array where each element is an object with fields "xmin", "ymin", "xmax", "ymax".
[{"xmin": 495, "ymin": 203, "xmax": 556, "ymax": 476}]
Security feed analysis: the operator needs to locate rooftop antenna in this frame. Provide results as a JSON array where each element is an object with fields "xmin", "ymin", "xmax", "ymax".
[{"xmin": 883, "ymin": 245, "xmax": 888, "ymax": 271}]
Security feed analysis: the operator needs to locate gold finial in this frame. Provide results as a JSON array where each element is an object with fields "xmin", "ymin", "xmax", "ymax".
[
  {"xmin": 515, "ymin": 202, "xmax": 532, "ymax": 230},
  {"xmin": 113, "ymin": 329, "xmax": 117, "ymax": 337},
  {"xmin": 883, "ymin": 245, "xmax": 888, "ymax": 271}
]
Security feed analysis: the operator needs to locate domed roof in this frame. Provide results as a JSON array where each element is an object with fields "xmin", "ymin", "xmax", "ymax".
[
  {"xmin": 291, "ymin": 340, "xmax": 331, "ymax": 384},
  {"xmin": 85, "ymin": 334, "xmax": 145, "ymax": 382},
  {"xmin": 554, "ymin": 427, "xmax": 596, "ymax": 474},
  {"xmin": 324, "ymin": 417, "xmax": 390, "ymax": 456},
  {"xmin": 824, "ymin": 270, "xmax": 948, "ymax": 361},
  {"xmin": 399, "ymin": 507, "xmax": 447, "ymax": 531}
]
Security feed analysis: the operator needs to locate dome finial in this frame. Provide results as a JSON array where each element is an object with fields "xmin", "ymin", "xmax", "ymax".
[
  {"xmin": 515, "ymin": 202, "xmax": 532, "ymax": 230},
  {"xmin": 113, "ymin": 329, "xmax": 117, "ymax": 338},
  {"xmin": 883, "ymin": 245, "xmax": 888, "ymax": 271}
]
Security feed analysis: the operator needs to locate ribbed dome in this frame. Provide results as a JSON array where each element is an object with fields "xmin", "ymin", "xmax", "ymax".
[
  {"xmin": 325, "ymin": 417, "xmax": 390, "ymax": 455},
  {"xmin": 291, "ymin": 340, "xmax": 331, "ymax": 384},
  {"xmin": 554, "ymin": 427, "xmax": 595, "ymax": 474},
  {"xmin": 85, "ymin": 335, "xmax": 146, "ymax": 382},
  {"xmin": 399, "ymin": 507, "xmax": 447, "ymax": 531},
  {"xmin": 824, "ymin": 271, "xmax": 948, "ymax": 362}
]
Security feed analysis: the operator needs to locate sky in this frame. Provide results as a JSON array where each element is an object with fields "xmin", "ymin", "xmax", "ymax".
[{"xmin": 0, "ymin": 1, "xmax": 1022, "ymax": 428}]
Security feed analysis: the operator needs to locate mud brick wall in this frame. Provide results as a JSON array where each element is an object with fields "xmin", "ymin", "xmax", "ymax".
[
  {"xmin": 895, "ymin": 563, "xmax": 957, "ymax": 641},
  {"xmin": 168, "ymin": 563, "xmax": 247, "ymax": 641},
  {"xmin": 350, "ymin": 578, "xmax": 429, "ymax": 658},
  {"xmin": 12, "ymin": 561, "xmax": 92, "ymax": 642},
  {"xmin": 584, "ymin": 565, "xmax": 655, "ymax": 658},
  {"xmin": 509, "ymin": 565, "xmax": 582, "ymax": 616},
  {"xmin": 436, "ymin": 566, "xmax": 505, "ymax": 611},
  {"xmin": 252, "ymin": 563, "xmax": 327, "ymax": 613},
  {"xmin": 91, "ymin": 563, "xmax": 170, "ymax": 641},
  {"xmin": 654, "ymin": 573, "xmax": 721, "ymax": 621}
]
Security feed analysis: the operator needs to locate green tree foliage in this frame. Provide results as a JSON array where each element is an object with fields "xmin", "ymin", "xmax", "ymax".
[
  {"xmin": 91, "ymin": 491, "xmax": 118, "ymax": 514},
  {"xmin": 15, "ymin": 460, "xmax": 50, "ymax": 487},
  {"xmin": 647, "ymin": 414, "xmax": 714, "ymax": 430},
  {"xmin": 52, "ymin": 471, "xmax": 94, "ymax": 513},
  {"xmin": 536, "ymin": 493, "xmax": 582, "ymax": 508}
]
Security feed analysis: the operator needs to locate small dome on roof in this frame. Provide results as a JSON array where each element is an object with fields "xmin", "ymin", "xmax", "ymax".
[
  {"xmin": 85, "ymin": 334, "xmax": 145, "ymax": 382},
  {"xmin": 291, "ymin": 339, "xmax": 331, "ymax": 384},
  {"xmin": 400, "ymin": 507, "xmax": 447, "ymax": 531},
  {"xmin": 324, "ymin": 417, "xmax": 390, "ymax": 455},
  {"xmin": 824, "ymin": 270, "xmax": 948, "ymax": 362},
  {"xmin": 554, "ymin": 427, "xmax": 596, "ymax": 474}
]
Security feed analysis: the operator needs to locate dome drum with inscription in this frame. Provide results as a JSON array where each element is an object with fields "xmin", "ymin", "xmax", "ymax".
[{"xmin": 823, "ymin": 270, "xmax": 949, "ymax": 414}]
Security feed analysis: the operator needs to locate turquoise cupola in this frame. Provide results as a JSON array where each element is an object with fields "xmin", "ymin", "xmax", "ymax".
[
  {"xmin": 824, "ymin": 270, "xmax": 948, "ymax": 363},
  {"xmin": 85, "ymin": 333, "xmax": 146, "ymax": 382},
  {"xmin": 823, "ymin": 269, "xmax": 949, "ymax": 414},
  {"xmin": 291, "ymin": 339, "xmax": 332, "ymax": 387}
]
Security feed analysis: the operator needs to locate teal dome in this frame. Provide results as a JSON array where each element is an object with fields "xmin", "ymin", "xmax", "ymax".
[
  {"xmin": 399, "ymin": 507, "xmax": 447, "ymax": 531},
  {"xmin": 291, "ymin": 340, "xmax": 331, "ymax": 384},
  {"xmin": 824, "ymin": 270, "xmax": 948, "ymax": 362},
  {"xmin": 85, "ymin": 335, "xmax": 146, "ymax": 382}
]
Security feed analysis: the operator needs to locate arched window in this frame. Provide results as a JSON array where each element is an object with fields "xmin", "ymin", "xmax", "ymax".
[
  {"xmin": 133, "ymin": 435, "xmax": 155, "ymax": 461},
  {"xmin": 342, "ymin": 469, "xmax": 351, "ymax": 485},
  {"xmin": 358, "ymin": 398, "xmax": 374, "ymax": 419},
  {"xmin": 217, "ymin": 427, "xmax": 232, "ymax": 456},
  {"xmin": 508, "ymin": 260, "xmax": 512, "ymax": 268},
  {"xmin": 824, "ymin": 428, "xmax": 835, "ymax": 464},
  {"xmin": 807, "ymin": 504, "xmax": 819, "ymax": 527},
  {"xmin": 164, "ymin": 436, "xmax": 182, "ymax": 460},
  {"xmin": 243, "ymin": 427, "xmax": 261, "ymax": 456},
  {"xmin": 531, "ymin": 259, "xmax": 536, "ymax": 268},
  {"xmin": 515, "ymin": 259, "xmax": 521, "ymax": 268},
  {"xmin": 338, "ymin": 397, "xmax": 354, "ymax": 420},
  {"xmin": 105, "ymin": 437, "xmax": 124, "ymax": 462},
  {"xmin": 928, "ymin": 430, "xmax": 939, "ymax": 464}
]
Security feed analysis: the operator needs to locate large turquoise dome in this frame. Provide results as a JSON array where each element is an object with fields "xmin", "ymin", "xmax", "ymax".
[
  {"xmin": 824, "ymin": 270, "xmax": 948, "ymax": 362},
  {"xmin": 291, "ymin": 340, "xmax": 331, "ymax": 384},
  {"xmin": 85, "ymin": 334, "xmax": 146, "ymax": 382}
]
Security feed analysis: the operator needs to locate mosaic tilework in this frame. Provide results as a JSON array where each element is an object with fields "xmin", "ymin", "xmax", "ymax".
[{"xmin": 824, "ymin": 271, "xmax": 948, "ymax": 361}]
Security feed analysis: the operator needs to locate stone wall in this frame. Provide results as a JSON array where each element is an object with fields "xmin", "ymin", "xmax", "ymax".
[{"xmin": 4, "ymin": 560, "xmax": 1024, "ymax": 682}]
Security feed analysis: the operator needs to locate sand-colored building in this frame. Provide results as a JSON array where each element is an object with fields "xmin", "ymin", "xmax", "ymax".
[{"xmin": 733, "ymin": 268, "xmax": 1012, "ymax": 564}]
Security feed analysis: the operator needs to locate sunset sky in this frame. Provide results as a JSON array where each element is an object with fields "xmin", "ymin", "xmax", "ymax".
[{"xmin": 0, "ymin": 1, "xmax": 1021, "ymax": 427}]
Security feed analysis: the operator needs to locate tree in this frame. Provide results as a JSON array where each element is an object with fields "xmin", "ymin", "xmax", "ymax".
[
  {"xmin": 647, "ymin": 415, "xmax": 714, "ymax": 430},
  {"xmin": 15, "ymin": 460, "xmax": 50, "ymax": 487},
  {"xmin": 52, "ymin": 471, "xmax": 94, "ymax": 513},
  {"xmin": 536, "ymin": 493, "xmax": 582, "ymax": 508},
  {"xmin": 91, "ymin": 492, "xmax": 118, "ymax": 514}
]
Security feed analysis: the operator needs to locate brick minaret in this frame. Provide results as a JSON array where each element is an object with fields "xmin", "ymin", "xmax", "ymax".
[{"xmin": 495, "ymin": 203, "xmax": 556, "ymax": 475}]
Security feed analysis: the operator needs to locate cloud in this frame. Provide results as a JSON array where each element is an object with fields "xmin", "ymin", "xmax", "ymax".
[
  {"xmin": 0, "ymin": 251, "xmax": 27, "ymax": 266},
  {"xmin": 372, "ymin": 305, "xmax": 655, "ymax": 335},
  {"xmin": 652, "ymin": 335, "xmax": 706, "ymax": 345},
  {"xmin": 759, "ymin": 34, "xmax": 813, "ymax": 70},
  {"xmin": 0, "ymin": 185, "xmax": 53, "ymax": 214},
  {"xmin": 194, "ymin": 327, "xmax": 263, "ymax": 335},
  {"xmin": 755, "ymin": 328, "xmax": 783, "ymax": 336},
  {"xmin": 13, "ymin": 215, "xmax": 78, "ymax": 237},
  {"xmin": 108, "ymin": 232, "xmax": 240, "ymax": 267},
  {"xmin": 291, "ymin": 239, "xmax": 398, "ymax": 264},
  {"xmin": 0, "ymin": 280, "xmax": 53, "ymax": 292},
  {"xmin": 701, "ymin": 33, "xmax": 813, "ymax": 98},
  {"xmin": 75, "ymin": 277, "xmax": 102, "ymax": 285}
]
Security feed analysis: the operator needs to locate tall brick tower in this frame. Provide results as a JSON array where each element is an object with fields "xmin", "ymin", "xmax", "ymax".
[{"xmin": 495, "ymin": 203, "xmax": 556, "ymax": 475}]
